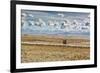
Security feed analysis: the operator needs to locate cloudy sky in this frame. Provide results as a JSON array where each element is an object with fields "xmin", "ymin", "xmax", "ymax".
[{"xmin": 21, "ymin": 10, "xmax": 90, "ymax": 36}]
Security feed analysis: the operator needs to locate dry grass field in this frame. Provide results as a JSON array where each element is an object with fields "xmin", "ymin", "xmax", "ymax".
[{"xmin": 21, "ymin": 35, "xmax": 90, "ymax": 63}]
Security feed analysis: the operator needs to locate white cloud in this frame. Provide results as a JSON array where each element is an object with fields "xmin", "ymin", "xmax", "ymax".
[{"xmin": 58, "ymin": 13, "xmax": 64, "ymax": 17}]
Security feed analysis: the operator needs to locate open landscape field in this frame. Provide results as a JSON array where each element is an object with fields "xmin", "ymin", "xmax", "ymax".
[{"xmin": 21, "ymin": 35, "xmax": 90, "ymax": 63}]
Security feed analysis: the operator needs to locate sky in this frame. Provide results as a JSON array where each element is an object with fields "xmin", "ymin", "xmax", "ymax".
[{"xmin": 21, "ymin": 10, "xmax": 90, "ymax": 36}]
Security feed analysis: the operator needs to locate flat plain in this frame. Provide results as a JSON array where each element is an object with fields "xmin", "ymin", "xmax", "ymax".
[{"xmin": 21, "ymin": 35, "xmax": 90, "ymax": 63}]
